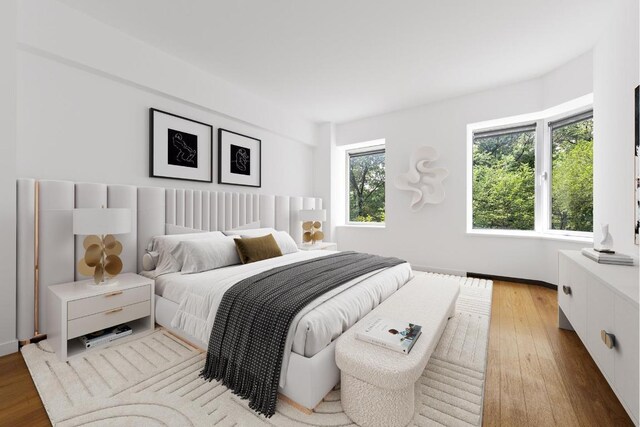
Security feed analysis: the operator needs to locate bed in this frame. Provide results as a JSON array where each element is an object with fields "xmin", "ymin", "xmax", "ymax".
[
  {"xmin": 15, "ymin": 179, "xmax": 412, "ymax": 413},
  {"xmin": 149, "ymin": 249, "xmax": 412, "ymax": 411}
]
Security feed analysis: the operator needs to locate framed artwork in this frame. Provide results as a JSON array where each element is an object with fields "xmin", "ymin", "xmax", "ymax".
[
  {"xmin": 635, "ymin": 86, "xmax": 639, "ymax": 244},
  {"xmin": 149, "ymin": 108, "xmax": 213, "ymax": 182},
  {"xmin": 218, "ymin": 128, "xmax": 262, "ymax": 187}
]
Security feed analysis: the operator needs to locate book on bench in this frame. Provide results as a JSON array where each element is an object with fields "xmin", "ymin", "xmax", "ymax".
[{"xmin": 355, "ymin": 317, "xmax": 422, "ymax": 354}]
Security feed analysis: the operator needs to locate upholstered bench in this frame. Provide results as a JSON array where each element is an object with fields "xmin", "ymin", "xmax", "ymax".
[{"xmin": 335, "ymin": 273, "xmax": 460, "ymax": 427}]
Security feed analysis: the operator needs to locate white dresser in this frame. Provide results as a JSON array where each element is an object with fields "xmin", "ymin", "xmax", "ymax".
[{"xmin": 558, "ymin": 250, "xmax": 639, "ymax": 425}]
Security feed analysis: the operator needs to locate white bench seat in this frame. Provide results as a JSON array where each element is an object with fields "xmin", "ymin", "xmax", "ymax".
[{"xmin": 335, "ymin": 273, "xmax": 460, "ymax": 427}]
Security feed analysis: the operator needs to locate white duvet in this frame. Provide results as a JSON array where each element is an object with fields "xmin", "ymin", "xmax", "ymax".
[{"xmin": 156, "ymin": 250, "xmax": 412, "ymax": 385}]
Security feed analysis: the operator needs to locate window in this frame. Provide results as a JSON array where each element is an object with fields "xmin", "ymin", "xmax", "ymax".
[
  {"xmin": 472, "ymin": 124, "xmax": 537, "ymax": 230},
  {"xmin": 470, "ymin": 109, "xmax": 593, "ymax": 237},
  {"xmin": 550, "ymin": 112, "xmax": 593, "ymax": 232},
  {"xmin": 347, "ymin": 146, "xmax": 385, "ymax": 223}
]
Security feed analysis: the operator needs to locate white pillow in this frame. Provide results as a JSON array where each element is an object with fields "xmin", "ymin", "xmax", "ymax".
[
  {"xmin": 272, "ymin": 231, "xmax": 298, "ymax": 255},
  {"xmin": 165, "ymin": 224, "xmax": 206, "ymax": 235},
  {"xmin": 151, "ymin": 231, "xmax": 225, "ymax": 276},
  {"xmin": 174, "ymin": 237, "xmax": 241, "ymax": 274},
  {"xmin": 224, "ymin": 227, "xmax": 276, "ymax": 237}
]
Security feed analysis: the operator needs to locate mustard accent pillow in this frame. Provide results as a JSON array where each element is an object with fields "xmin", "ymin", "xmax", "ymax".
[{"xmin": 234, "ymin": 234, "xmax": 283, "ymax": 264}]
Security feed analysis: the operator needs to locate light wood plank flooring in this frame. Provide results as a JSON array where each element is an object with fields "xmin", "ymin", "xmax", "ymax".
[
  {"xmin": 0, "ymin": 281, "xmax": 633, "ymax": 426},
  {"xmin": 483, "ymin": 281, "xmax": 633, "ymax": 426},
  {"xmin": 0, "ymin": 350, "xmax": 49, "ymax": 426}
]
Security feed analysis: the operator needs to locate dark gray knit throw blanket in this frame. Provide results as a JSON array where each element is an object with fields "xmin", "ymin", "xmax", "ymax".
[{"xmin": 200, "ymin": 251, "xmax": 405, "ymax": 417}]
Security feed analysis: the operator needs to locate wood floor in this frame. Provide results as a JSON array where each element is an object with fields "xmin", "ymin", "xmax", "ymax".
[
  {"xmin": 0, "ymin": 281, "xmax": 633, "ymax": 426},
  {"xmin": 0, "ymin": 349, "xmax": 49, "ymax": 426},
  {"xmin": 483, "ymin": 281, "xmax": 633, "ymax": 426}
]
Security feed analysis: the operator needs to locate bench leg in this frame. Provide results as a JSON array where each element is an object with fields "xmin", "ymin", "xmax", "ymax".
[{"xmin": 341, "ymin": 372, "xmax": 414, "ymax": 427}]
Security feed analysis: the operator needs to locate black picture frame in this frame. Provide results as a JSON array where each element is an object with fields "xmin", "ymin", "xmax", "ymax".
[
  {"xmin": 218, "ymin": 128, "xmax": 262, "ymax": 188},
  {"xmin": 149, "ymin": 108, "xmax": 213, "ymax": 183}
]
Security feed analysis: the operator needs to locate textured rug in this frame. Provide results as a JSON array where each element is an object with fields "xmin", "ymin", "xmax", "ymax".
[{"xmin": 22, "ymin": 273, "xmax": 492, "ymax": 426}]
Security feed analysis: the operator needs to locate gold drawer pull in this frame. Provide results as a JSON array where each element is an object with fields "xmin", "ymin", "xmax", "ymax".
[
  {"xmin": 105, "ymin": 307, "xmax": 123, "ymax": 315},
  {"xmin": 105, "ymin": 291, "xmax": 123, "ymax": 297},
  {"xmin": 601, "ymin": 329, "xmax": 616, "ymax": 349}
]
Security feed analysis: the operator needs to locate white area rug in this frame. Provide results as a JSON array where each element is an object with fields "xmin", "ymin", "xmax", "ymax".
[{"xmin": 22, "ymin": 273, "xmax": 492, "ymax": 426}]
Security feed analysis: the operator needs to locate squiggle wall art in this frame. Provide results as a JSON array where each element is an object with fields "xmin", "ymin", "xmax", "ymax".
[{"xmin": 394, "ymin": 146, "xmax": 448, "ymax": 211}]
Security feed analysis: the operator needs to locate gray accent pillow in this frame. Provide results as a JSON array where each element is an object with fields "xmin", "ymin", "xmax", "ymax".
[
  {"xmin": 174, "ymin": 237, "xmax": 241, "ymax": 274},
  {"xmin": 142, "ymin": 251, "xmax": 159, "ymax": 271}
]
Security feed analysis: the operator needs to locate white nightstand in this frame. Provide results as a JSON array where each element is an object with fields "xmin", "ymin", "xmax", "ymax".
[
  {"xmin": 46, "ymin": 273, "xmax": 155, "ymax": 361},
  {"xmin": 297, "ymin": 242, "xmax": 338, "ymax": 251}
]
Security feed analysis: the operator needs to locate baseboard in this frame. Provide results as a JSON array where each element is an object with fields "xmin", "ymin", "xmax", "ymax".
[
  {"xmin": 412, "ymin": 265, "xmax": 467, "ymax": 277},
  {"xmin": 466, "ymin": 272, "xmax": 557, "ymax": 290},
  {"xmin": 0, "ymin": 339, "xmax": 19, "ymax": 356}
]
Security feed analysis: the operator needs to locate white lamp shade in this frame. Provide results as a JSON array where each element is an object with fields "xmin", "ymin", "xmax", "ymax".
[
  {"xmin": 299, "ymin": 209, "xmax": 327, "ymax": 222},
  {"xmin": 73, "ymin": 208, "xmax": 132, "ymax": 235}
]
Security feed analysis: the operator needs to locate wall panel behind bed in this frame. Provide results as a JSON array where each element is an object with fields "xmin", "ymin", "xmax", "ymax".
[{"xmin": 16, "ymin": 178, "xmax": 322, "ymax": 341}]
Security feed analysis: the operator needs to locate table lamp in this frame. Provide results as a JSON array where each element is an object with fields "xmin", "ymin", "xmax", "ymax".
[
  {"xmin": 299, "ymin": 209, "xmax": 327, "ymax": 245},
  {"xmin": 73, "ymin": 208, "xmax": 131, "ymax": 285}
]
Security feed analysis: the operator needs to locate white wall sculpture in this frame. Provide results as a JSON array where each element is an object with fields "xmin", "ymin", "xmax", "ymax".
[{"xmin": 394, "ymin": 146, "xmax": 448, "ymax": 211}]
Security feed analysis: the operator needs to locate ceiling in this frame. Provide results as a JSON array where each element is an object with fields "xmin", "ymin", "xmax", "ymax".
[{"xmin": 58, "ymin": 0, "xmax": 610, "ymax": 124}]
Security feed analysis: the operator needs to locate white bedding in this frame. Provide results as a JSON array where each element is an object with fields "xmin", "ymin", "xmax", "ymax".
[{"xmin": 152, "ymin": 250, "xmax": 412, "ymax": 385}]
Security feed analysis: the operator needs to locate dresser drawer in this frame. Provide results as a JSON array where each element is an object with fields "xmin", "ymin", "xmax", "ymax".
[
  {"xmin": 587, "ymin": 276, "xmax": 615, "ymax": 381},
  {"xmin": 558, "ymin": 255, "xmax": 588, "ymax": 339},
  {"xmin": 614, "ymin": 294, "xmax": 639, "ymax": 421},
  {"xmin": 67, "ymin": 285, "xmax": 150, "ymax": 320},
  {"xmin": 67, "ymin": 300, "xmax": 151, "ymax": 339}
]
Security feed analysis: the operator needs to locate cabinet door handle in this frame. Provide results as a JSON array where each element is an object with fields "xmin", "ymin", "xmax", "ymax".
[
  {"xmin": 105, "ymin": 307, "xmax": 123, "ymax": 315},
  {"xmin": 105, "ymin": 291, "xmax": 123, "ymax": 297},
  {"xmin": 562, "ymin": 285, "xmax": 572, "ymax": 295},
  {"xmin": 601, "ymin": 330, "xmax": 616, "ymax": 349}
]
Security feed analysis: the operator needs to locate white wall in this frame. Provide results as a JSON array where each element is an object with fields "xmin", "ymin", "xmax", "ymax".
[
  {"xmin": 327, "ymin": 52, "xmax": 595, "ymax": 285},
  {"xmin": 592, "ymin": 0, "xmax": 639, "ymax": 256},
  {"xmin": 0, "ymin": 0, "xmax": 18, "ymax": 356},
  {"xmin": 16, "ymin": 0, "xmax": 316, "ymax": 197},
  {"xmin": 9, "ymin": 0, "xmax": 318, "ymax": 352}
]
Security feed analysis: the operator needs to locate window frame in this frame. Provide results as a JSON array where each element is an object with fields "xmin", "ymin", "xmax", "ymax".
[
  {"xmin": 467, "ymin": 106, "xmax": 594, "ymax": 241},
  {"xmin": 345, "ymin": 143, "xmax": 386, "ymax": 226},
  {"xmin": 542, "ymin": 109, "xmax": 594, "ymax": 238},
  {"xmin": 470, "ymin": 121, "xmax": 539, "ymax": 233}
]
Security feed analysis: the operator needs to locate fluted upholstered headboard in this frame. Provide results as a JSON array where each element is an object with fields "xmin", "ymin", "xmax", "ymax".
[{"xmin": 15, "ymin": 178, "xmax": 322, "ymax": 341}]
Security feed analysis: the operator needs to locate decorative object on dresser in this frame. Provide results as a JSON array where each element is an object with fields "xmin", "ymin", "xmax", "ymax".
[
  {"xmin": 299, "ymin": 208, "xmax": 327, "ymax": 244},
  {"xmin": 74, "ymin": 207, "xmax": 132, "ymax": 284},
  {"xmin": 218, "ymin": 128, "xmax": 261, "ymax": 187},
  {"xmin": 46, "ymin": 273, "xmax": 154, "ymax": 361},
  {"xmin": 581, "ymin": 248, "xmax": 635, "ymax": 266},
  {"xmin": 558, "ymin": 250, "xmax": 639, "ymax": 424},
  {"xmin": 297, "ymin": 241, "xmax": 337, "ymax": 251},
  {"xmin": 149, "ymin": 108, "xmax": 214, "ymax": 183},
  {"xmin": 596, "ymin": 223, "xmax": 614, "ymax": 252},
  {"xmin": 394, "ymin": 145, "xmax": 448, "ymax": 211}
]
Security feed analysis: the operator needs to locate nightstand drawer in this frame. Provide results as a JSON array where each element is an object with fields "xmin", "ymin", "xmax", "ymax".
[
  {"xmin": 67, "ymin": 300, "xmax": 151, "ymax": 339},
  {"xmin": 67, "ymin": 285, "xmax": 150, "ymax": 320}
]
